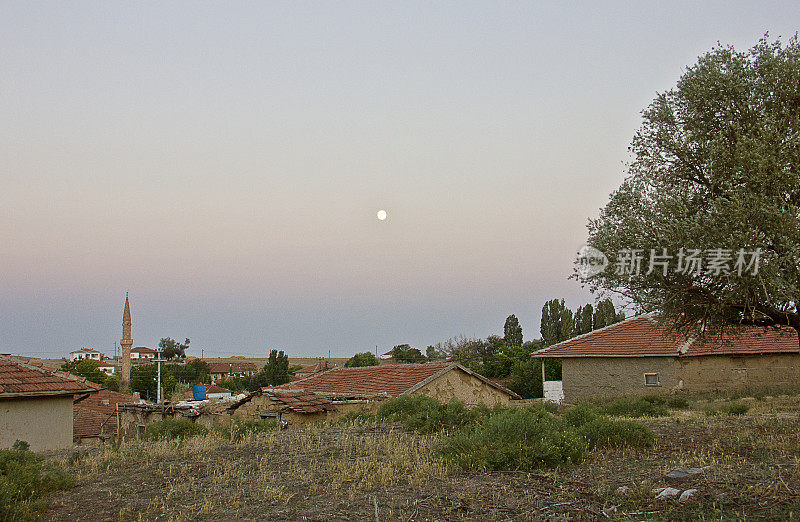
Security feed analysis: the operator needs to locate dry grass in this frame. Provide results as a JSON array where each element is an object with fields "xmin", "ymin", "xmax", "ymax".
[{"xmin": 43, "ymin": 402, "xmax": 800, "ymax": 521}]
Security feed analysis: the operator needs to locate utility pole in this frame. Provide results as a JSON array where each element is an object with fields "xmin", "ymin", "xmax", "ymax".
[{"xmin": 155, "ymin": 349, "xmax": 166, "ymax": 403}]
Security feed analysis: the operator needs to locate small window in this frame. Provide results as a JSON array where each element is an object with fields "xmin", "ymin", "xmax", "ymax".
[{"xmin": 644, "ymin": 373, "xmax": 660, "ymax": 386}]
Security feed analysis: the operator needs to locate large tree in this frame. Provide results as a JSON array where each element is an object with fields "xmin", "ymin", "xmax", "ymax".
[
  {"xmin": 158, "ymin": 337, "xmax": 190, "ymax": 360},
  {"xmin": 540, "ymin": 299, "xmax": 574, "ymax": 346},
  {"xmin": 503, "ymin": 314, "xmax": 524, "ymax": 347},
  {"xmin": 579, "ymin": 36, "xmax": 800, "ymax": 341}
]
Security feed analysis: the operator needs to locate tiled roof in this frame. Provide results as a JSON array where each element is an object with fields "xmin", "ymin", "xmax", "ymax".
[
  {"xmin": 71, "ymin": 348, "xmax": 101, "ymax": 354},
  {"xmin": 0, "ymin": 356, "xmax": 97, "ymax": 398},
  {"xmin": 132, "ymin": 346, "xmax": 155, "ymax": 354},
  {"xmin": 74, "ymin": 387, "xmax": 137, "ymax": 440},
  {"xmin": 533, "ymin": 315, "xmax": 800, "ymax": 358},
  {"xmin": 294, "ymin": 361, "xmax": 333, "ymax": 377},
  {"xmin": 262, "ymin": 389, "xmax": 336, "ymax": 414},
  {"xmin": 206, "ymin": 384, "xmax": 231, "ymax": 394},
  {"xmin": 274, "ymin": 362, "xmax": 521, "ymax": 399},
  {"xmin": 209, "ymin": 362, "xmax": 257, "ymax": 374}
]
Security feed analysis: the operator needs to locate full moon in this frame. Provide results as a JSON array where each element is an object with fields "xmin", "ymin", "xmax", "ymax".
[{"xmin": 376, "ymin": 210, "xmax": 387, "ymax": 221}]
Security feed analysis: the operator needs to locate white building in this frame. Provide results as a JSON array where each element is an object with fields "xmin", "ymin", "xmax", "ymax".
[
  {"xmin": 70, "ymin": 348, "xmax": 103, "ymax": 362},
  {"xmin": 130, "ymin": 346, "xmax": 156, "ymax": 360}
]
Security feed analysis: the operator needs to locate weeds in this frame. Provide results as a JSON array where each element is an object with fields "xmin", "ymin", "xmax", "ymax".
[
  {"xmin": 601, "ymin": 396, "xmax": 670, "ymax": 417},
  {"xmin": 0, "ymin": 447, "xmax": 73, "ymax": 521},
  {"xmin": 376, "ymin": 395, "xmax": 488, "ymax": 433},
  {"xmin": 439, "ymin": 403, "xmax": 654, "ymax": 471},
  {"xmin": 214, "ymin": 417, "xmax": 280, "ymax": 441},
  {"xmin": 143, "ymin": 418, "xmax": 209, "ymax": 441}
]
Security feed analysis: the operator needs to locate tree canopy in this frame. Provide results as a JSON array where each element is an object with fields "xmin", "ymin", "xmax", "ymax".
[
  {"xmin": 578, "ymin": 36, "xmax": 800, "ymax": 341},
  {"xmin": 345, "ymin": 352, "xmax": 380, "ymax": 367},
  {"xmin": 503, "ymin": 314, "xmax": 523, "ymax": 347},
  {"xmin": 158, "ymin": 337, "xmax": 190, "ymax": 360}
]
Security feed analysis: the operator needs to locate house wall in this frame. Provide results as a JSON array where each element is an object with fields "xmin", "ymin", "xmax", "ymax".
[
  {"xmin": 676, "ymin": 353, "xmax": 800, "ymax": 392},
  {"xmin": 0, "ymin": 396, "xmax": 74, "ymax": 451},
  {"xmin": 560, "ymin": 357, "xmax": 677, "ymax": 402},
  {"xmin": 117, "ymin": 409, "xmax": 231, "ymax": 441},
  {"xmin": 414, "ymin": 369, "xmax": 514, "ymax": 406}
]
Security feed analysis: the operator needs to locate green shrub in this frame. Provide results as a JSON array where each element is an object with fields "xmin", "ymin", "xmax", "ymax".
[
  {"xmin": 0, "ymin": 448, "xmax": 74, "ymax": 521},
  {"xmin": 143, "ymin": 418, "xmax": 208, "ymax": 441},
  {"xmin": 376, "ymin": 396, "xmax": 485, "ymax": 434},
  {"xmin": 723, "ymin": 402, "xmax": 750, "ymax": 416},
  {"xmin": 562, "ymin": 402, "xmax": 600, "ymax": 427},
  {"xmin": 703, "ymin": 407, "xmax": 720, "ymax": 417},
  {"xmin": 11, "ymin": 440, "xmax": 30, "ymax": 452},
  {"xmin": 602, "ymin": 397, "xmax": 669, "ymax": 418},
  {"xmin": 577, "ymin": 417, "xmax": 656, "ymax": 449},
  {"xmin": 641, "ymin": 395, "xmax": 667, "ymax": 406},
  {"xmin": 667, "ymin": 396, "xmax": 689, "ymax": 409},
  {"xmin": 215, "ymin": 418, "xmax": 279, "ymax": 440},
  {"xmin": 440, "ymin": 408, "xmax": 586, "ymax": 471},
  {"xmin": 542, "ymin": 401, "xmax": 560, "ymax": 414}
]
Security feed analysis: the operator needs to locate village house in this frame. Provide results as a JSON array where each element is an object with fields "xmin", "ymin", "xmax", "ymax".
[
  {"xmin": 532, "ymin": 314, "xmax": 800, "ymax": 402},
  {"xmin": 227, "ymin": 388, "xmax": 338, "ymax": 426},
  {"xmin": 0, "ymin": 355, "xmax": 97, "ymax": 451},
  {"xmin": 208, "ymin": 362, "xmax": 257, "ymax": 382},
  {"xmin": 130, "ymin": 346, "xmax": 156, "ymax": 360},
  {"xmin": 118, "ymin": 362, "xmax": 520, "ymax": 436},
  {"xmin": 273, "ymin": 361, "xmax": 520, "ymax": 407},
  {"xmin": 73, "ymin": 384, "xmax": 138, "ymax": 445},
  {"xmin": 69, "ymin": 348, "xmax": 104, "ymax": 362}
]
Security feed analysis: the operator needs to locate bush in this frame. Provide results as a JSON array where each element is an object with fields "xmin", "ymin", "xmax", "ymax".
[
  {"xmin": 667, "ymin": 396, "xmax": 689, "ymax": 409},
  {"xmin": 440, "ymin": 407, "xmax": 586, "ymax": 471},
  {"xmin": 601, "ymin": 397, "xmax": 670, "ymax": 418},
  {"xmin": 215, "ymin": 418, "xmax": 280, "ymax": 440},
  {"xmin": 562, "ymin": 402, "xmax": 600, "ymax": 427},
  {"xmin": 439, "ymin": 404, "xmax": 656, "ymax": 472},
  {"xmin": 376, "ymin": 396, "xmax": 486, "ymax": 434},
  {"xmin": 143, "ymin": 419, "xmax": 208, "ymax": 441},
  {"xmin": 0, "ymin": 448, "xmax": 74, "ymax": 521},
  {"xmin": 703, "ymin": 407, "xmax": 720, "ymax": 417},
  {"xmin": 577, "ymin": 417, "xmax": 655, "ymax": 449},
  {"xmin": 723, "ymin": 402, "xmax": 750, "ymax": 416}
]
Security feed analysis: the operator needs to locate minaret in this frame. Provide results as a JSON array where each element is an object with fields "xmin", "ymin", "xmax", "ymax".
[{"xmin": 121, "ymin": 293, "xmax": 132, "ymax": 387}]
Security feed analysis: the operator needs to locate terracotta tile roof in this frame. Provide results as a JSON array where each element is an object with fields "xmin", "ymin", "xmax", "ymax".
[
  {"xmin": 0, "ymin": 356, "xmax": 97, "ymax": 398},
  {"xmin": 73, "ymin": 387, "xmax": 137, "ymax": 440},
  {"xmin": 71, "ymin": 347, "xmax": 101, "ymax": 354},
  {"xmin": 294, "ymin": 361, "xmax": 333, "ymax": 377},
  {"xmin": 132, "ymin": 346, "xmax": 155, "ymax": 354},
  {"xmin": 209, "ymin": 362, "xmax": 257, "ymax": 374},
  {"xmin": 275, "ymin": 362, "xmax": 521, "ymax": 399},
  {"xmin": 533, "ymin": 315, "xmax": 800, "ymax": 358},
  {"xmin": 262, "ymin": 389, "xmax": 336, "ymax": 414},
  {"xmin": 205, "ymin": 384, "xmax": 231, "ymax": 394}
]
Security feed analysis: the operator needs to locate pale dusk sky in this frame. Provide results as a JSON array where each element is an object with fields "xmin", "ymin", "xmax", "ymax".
[{"xmin": 1, "ymin": 2, "xmax": 798, "ymax": 357}]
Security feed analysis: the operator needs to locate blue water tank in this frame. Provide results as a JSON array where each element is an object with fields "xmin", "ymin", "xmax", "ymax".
[{"xmin": 192, "ymin": 384, "xmax": 207, "ymax": 401}]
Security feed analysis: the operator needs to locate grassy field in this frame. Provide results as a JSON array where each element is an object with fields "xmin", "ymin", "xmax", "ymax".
[{"xmin": 39, "ymin": 395, "xmax": 800, "ymax": 521}]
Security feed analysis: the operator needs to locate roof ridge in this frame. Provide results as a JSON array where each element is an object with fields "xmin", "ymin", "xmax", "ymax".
[{"xmin": 532, "ymin": 312, "xmax": 650, "ymax": 356}]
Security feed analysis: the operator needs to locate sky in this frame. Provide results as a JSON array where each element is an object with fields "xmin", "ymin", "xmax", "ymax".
[{"xmin": 2, "ymin": 1, "xmax": 798, "ymax": 358}]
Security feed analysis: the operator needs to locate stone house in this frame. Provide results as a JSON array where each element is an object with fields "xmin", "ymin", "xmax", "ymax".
[
  {"xmin": 227, "ymin": 389, "xmax": 338, "ymax": 426},
  {"xmin": 0, "ymin": 355, "xmax": 96, "ymax": 451},
  {"xmin": 209, "ymin": 362, "xmax": 257, "ymax": 383},
  {"xmin": 273, "ymin": 362, "xmax": 521, "ymax": 407},
  {"xmin": 74, "ymin": 385, "xmax": 138, "ymax": 445},
  {"xmin": 532, "ymin": 314, "xmax": 800, "ymax": 402}
]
